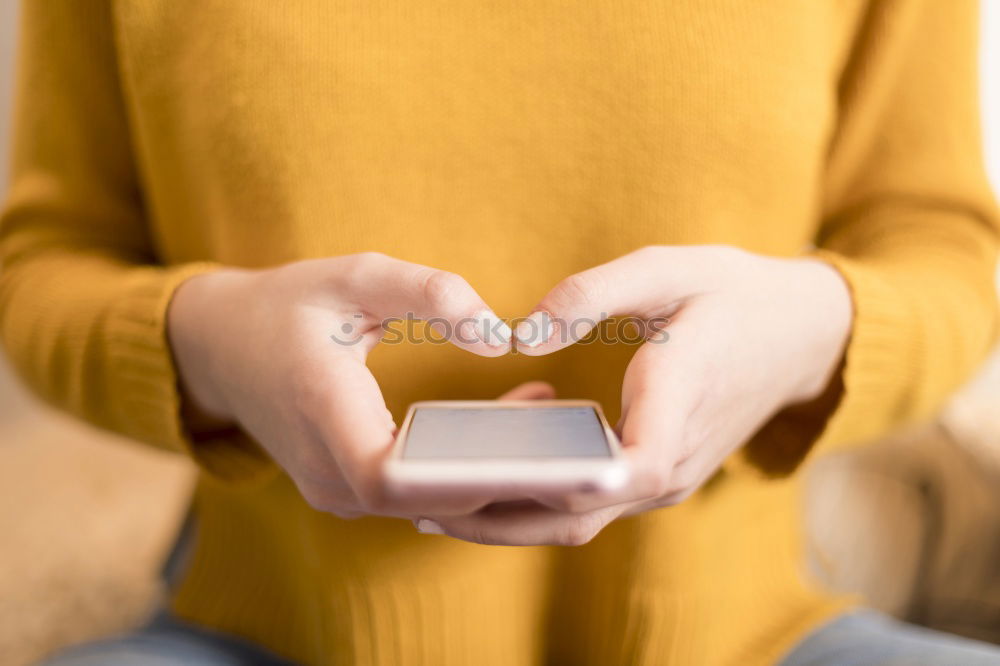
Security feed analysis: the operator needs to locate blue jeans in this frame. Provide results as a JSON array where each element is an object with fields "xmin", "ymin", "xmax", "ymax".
[
  {"xmin": 777, "ymin": 610, "xmax": 1000, "ymax": 665},
  {"xmin": 40, "ymin": 609, "xmax": 1000, "ymax": 665},
  {"xmin": 39, "ymin": 612, "xmax": 293, "ymax": 666}
]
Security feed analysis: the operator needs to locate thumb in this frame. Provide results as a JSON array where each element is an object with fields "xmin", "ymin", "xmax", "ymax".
[
  {"xmin": 342, "ymin": 253, "xmax": 512, "ymax": 357},
  {"xmin": 513, "ymin": 246, "xmax": 698, "ymax": 355}
]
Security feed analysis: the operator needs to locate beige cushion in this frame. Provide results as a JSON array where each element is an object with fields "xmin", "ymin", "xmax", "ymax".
[{"xmin": 805, "ymin": 351, "xmax": 1000, "ymax": 644}]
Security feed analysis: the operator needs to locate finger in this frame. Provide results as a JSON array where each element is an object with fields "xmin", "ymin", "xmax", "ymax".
[
  {"xmin": 497, "ymin": 381, "xmax": 557, "ymax": 401},
  {"xmin": 528, "ymin": 322, "xmax": 698, "ymax": 514},
  {"xmin": 342, "ymin": 253, "xmax": 511, "ymax": 356},
  {"xmin": 528, "ymin": 481, "xmax": 636, "ymax": 515},
  {"xmin": 420, "ymin": 501, "xmax": 624, "ymax": 547},
  {"xmin": 294, "ymin": 471, "xmax": 368, "ymax": 520},
  {"xmin": 616, "ymin": 340, "xmax": 697, "ymax": 503},
  {"xmin": 306, "ymin": 356, "xmax": 396, "ymax": 507},
  {"xmin": 310, "ymin": 356, "xmax": 496, "ymax": 517},
  {"xmin": 616, "ymin": 446, "xmax": 723, "ymax": 516},
  {"xmin": 513, "ymin": 245, "xmax": 729, "ymax": 355},
  {"xmin": 529, "ymin": 345, "xmax": 688, "ymax": 515}
]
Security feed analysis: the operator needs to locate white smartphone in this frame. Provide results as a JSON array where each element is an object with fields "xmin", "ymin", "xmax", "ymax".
[{"xmin": 385, "ymin": 399, "xmax": 628, "ymax": 496}]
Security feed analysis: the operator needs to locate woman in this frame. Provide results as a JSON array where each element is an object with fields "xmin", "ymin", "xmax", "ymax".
[{"xmin": 2, "ymin": 1, "xmax": 999, "ymax": 664}]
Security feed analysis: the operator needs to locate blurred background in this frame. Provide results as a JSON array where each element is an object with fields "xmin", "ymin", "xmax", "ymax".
[
  {"xmin": 0, "ymin": 3, "xmax": 199, "ymax": 664},
  {"xmin": 0, "ymin": 1, "xmax": 998, "ymax": 664}
]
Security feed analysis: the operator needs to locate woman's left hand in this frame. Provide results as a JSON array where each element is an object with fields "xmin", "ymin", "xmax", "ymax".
[{"xmin": 419, "ymin": 245, "xmax": 853, "ymax": 546}]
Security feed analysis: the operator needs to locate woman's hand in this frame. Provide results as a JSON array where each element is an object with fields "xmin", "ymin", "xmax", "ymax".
[
  {"xmin": 167, "ymin": 252, "xmax": 514, "ymax": 519},
  {"xmin": 423, "ymin": 245, "xmax": 853, "ymax": 545}
]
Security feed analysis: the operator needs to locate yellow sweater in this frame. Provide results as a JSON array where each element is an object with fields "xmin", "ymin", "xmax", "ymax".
[{"xmin": 2, "ymin": 1, "xmax": 998, "ymax": 664}]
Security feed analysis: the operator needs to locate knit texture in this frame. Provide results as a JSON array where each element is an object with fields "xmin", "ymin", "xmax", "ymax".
[{"xmin": 1, "ymin": 1, "xmax": 997, "ymax": 664}]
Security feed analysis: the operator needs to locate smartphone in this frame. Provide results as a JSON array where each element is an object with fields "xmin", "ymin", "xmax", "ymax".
[{"xmin": 385, "ymin": 400, "xmax": 628, "ymax": 496}]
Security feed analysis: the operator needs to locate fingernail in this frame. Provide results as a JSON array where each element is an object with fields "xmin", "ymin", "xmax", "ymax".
[
  {"xmin": 514, "ymin": 311, "xmax": 553, "ymax": 348},
  {"xmin": 474, "ymin": 309, "xmax": 511, "ymax": 347},
  {"xmin": 415, "ymin": 519, "xmax": 444, "ymax": 535},
  {"xmin": 457, "ymin": 319, "xmax": 478, "ymax": 345},
  {"xmin": 429, "ymin": 321, "xmax": 449, "ymax": 340}
]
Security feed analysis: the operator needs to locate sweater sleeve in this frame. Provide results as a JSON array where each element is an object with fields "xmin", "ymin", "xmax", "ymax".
[
  {"xmin": 741, "ymin": 0, "xmax": 1000, "ymax": 476},
  {"xmin": 0, "ymin": 1, "xmax": 276, "ymax": 485}
]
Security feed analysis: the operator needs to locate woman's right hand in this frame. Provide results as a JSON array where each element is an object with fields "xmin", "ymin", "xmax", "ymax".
[{"xmin": 166, "ymin": 252, "xmax": 513, "ymax": 519}]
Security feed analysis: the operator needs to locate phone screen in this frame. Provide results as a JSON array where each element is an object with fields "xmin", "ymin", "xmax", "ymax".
[{"xmin": 402, "ymin": 406, "xmax": 612, "ymax": 459}]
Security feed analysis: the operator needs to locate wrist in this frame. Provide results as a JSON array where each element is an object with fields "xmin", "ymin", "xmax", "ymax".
[
  {"xmin": 167, "ymin": 269, "xmax": 250, "ymax": 425},
  {"xmin": 785, "ymin": 258, "xmax": 854, "ymax": 404}
]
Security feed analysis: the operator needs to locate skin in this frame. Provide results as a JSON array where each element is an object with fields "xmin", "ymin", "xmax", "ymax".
[{"xmin": 168, "ymin": 245, "xmax": 852, "ymax": 545}]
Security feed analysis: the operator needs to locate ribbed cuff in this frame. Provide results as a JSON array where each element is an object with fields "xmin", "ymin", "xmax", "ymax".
[
  {"xmin": 734, "ymin": 250, "xmax": 916, "ymax": 477},
  {"xmin": 104, "ymin": 262, "xmax": 279, "ymax": 486}
]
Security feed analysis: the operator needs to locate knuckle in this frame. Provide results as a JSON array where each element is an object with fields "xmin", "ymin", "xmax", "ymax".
[
  {"xmin": 338, "ymin": 252, "xmax": 391, "ymax": 293},
  {"xmin": 656, "ymin": 493, "xmax": 684, "ymax": 508},
  {"xmin": 299, "ymin": 485, "xmax": 338, "ymax": 514},
  {"xmin": 339, "ymin": 251, "xmax": 387, "ymax": 287},
  {"xmin": 561, "ymin": 517, "xmax": 601, "ymax": 547},
  {"xmin": 636, "ymin": 467, "xmax": 672, "ymax": 499},
  {"xmin": 551, "ymin": 271, "xmax": 604, "ymax": 308},
  {"xmin": 468, "ymin": 528, "xmax": 496, "ymax": 546},
  {"xmin": 659, "ymin": 485, "xmax": 697, "ymax": 507},
  {"xmin": 419, "ymin": 269, "xmax": 468, "ymax": 308},
  {"xmin": 634, "ymin": 245, "xmax": 665, "ymax": 260},
  {"xmin": 294, "ymin": 450, "xmax": 339, "ymax": 480},
  {"xmin": 676, "ymin": 438, "xmax": 700, "ymax": 464},
  {"xmin": 353, "ymin": 251, "xmax": 389, "ymax": 266},
  {"xmin": 356, "ymin": 481, "xmax": 392, "ymax": 515},
  {"xmin": 666, "ymin": 466, "xmax": 700, "ymax": 498}
]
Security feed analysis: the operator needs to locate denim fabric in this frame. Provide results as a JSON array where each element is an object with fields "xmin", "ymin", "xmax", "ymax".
[
  {"xmin": 779, "ymin": 610, "xmax": 1000, "ymax": 666},
  {"xmin": 39, "ymin": 612, "xmax": 294, "ymax": 666}
]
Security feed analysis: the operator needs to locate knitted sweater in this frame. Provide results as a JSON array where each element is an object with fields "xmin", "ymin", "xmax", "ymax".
[{"xmin": 1, "ymin": 1, "xmax": 997, "ymax": 664}]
